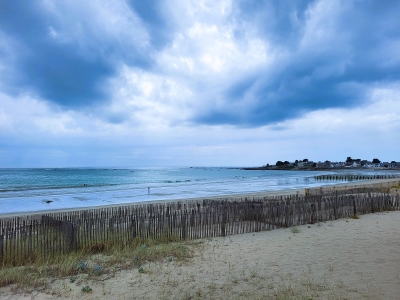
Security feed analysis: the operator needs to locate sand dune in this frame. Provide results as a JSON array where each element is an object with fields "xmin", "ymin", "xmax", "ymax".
[{"xmin": 1, "ymin": 210, "xmax": 399, "ymax": 299}]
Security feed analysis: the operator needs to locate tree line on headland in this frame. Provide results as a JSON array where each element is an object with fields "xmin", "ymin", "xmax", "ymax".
[{"xmin": 243, "ymin": 157, "xmax": 400, "ymax": 171}]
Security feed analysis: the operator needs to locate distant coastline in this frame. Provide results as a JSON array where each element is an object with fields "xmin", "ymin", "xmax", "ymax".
[
  {"xmin": 242, "ymin": 166, "xmax": 400, "ymax": 171},
  {"xmin": 242, "ymin": 157, "xmax": 400, "ymax": 171}
]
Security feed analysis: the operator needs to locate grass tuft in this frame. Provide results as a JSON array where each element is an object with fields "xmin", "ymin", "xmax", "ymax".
[
  {"xmin": 0, "ymin": 234, "xmax": 193, "ymax": 293},
  {"xmin": 291, "ymin": 226, "xmax": 301, "ymax": 234},
  {"xmin": 81, "ymin": 285, "xmax": 92, "ymax": 293}
]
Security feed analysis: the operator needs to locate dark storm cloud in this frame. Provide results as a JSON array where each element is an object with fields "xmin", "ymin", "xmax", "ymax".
[
  {"xmin": 1, "ymin": 0, "xmax": 399, "ymax": 128},
  {"xmin": 126, "ymin": 0, "xmax": 173, "ymax": 50},
  {"xmin": 232, "ymin": 0, "xmax": 314, "ymax": 49},
  {"xmin": 195, "ymin": 0, "xmax": 400, "ymax": 126},
  {"xmin": 0, "ymin": 1, "xmax": 152, "ymax": 107}
]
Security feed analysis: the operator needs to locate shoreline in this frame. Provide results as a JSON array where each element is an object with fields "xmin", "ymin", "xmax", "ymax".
[
  {"xmin": 1, "ymin": 179, "xmax": 400, "ymax": 299},
  {"xmin": 1, "ymin": 178, "xmax": 399, "ymax": 219}
]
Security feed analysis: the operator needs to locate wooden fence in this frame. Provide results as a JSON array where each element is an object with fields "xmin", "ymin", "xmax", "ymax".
[
  {"xmin": 1, "ymin": 185, "xmax": 400, "ymax": 267},
  {"xmin": 306, "ymin": 180, "xmax": 400, "ymax": 196},
  {"xmin": 314, "ymin": 174, "xmax": 400, "ymax": 181}
]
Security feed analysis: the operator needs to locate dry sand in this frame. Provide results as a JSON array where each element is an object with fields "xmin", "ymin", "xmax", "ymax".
[{"xmin": 1, "ymin": 211, "xmax": 400, "ymax": 299}]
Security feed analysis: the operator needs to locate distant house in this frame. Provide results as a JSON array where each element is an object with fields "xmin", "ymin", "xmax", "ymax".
[
  {"xmin": 297, "ymin": 161, "xmax": 305, "ymax": 168},
  {"xmin": 317, "ymin": 161, "xmax": 332, "ymax": 169},
  {"xmin": 329, "ymin": 162, "xmax": 344, "ymax": 168}
]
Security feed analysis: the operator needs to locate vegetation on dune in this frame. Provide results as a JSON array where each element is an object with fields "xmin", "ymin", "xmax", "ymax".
[{"xmin": 0, "ymin": 234, "xmax": 194, "ymax": 293}]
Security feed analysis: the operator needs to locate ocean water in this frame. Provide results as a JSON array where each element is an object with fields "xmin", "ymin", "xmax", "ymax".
[{"xmin": 0, "ymin": 167, "xmax": 397, "ymax": 214}]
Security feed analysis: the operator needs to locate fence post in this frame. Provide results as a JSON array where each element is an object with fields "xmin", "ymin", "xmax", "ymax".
[
  {"xmin": 370, "ymin": 193, "xmax": 374, "ymax": 213},
  {"xmin": 285, "ymin": 204, "xmax": 290, "ymax": 227},
  {"xmin": 334, "ymin": 189, "xmax": 338, "ymax": 220},
  {"xmin": 70, "ymin": 223, "xmax": 77, "ymax": 252},
  {"xmin": 181, "ymin": 213, "xmax": 186, "ymax": 240},
  {"xmin": 311, "ymin": 203, "xmax": 316, "ymax": 224},
  {"xmin": 131, "ymin": 218, "xmax": 137, "ymax": 239},
  {"xmin": 0, "ymin": 235, "xmax": 3, "ymax": 264},
  {"xmin": 221, "ymin": 208, "xmax": 227, "ymax": 237}
]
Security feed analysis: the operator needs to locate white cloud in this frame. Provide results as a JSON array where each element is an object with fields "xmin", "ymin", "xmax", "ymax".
[
  {"xmin": 2, "ymin": 84, "xmax": 399, "ymax": 167},
  {"xmin": 0, "ymin": 93, "xmax": 86, "ymax": 135},
  {"xmin": 168, "ymin": 20, "xmax": 269, "ymax": 75},
  {"xmin": 1, "ymin": 0, "xmax": 400, "ymax": 167},
  {"xmin": 107, "ymin": 65, "xmax": 194, "ymax": 128}
]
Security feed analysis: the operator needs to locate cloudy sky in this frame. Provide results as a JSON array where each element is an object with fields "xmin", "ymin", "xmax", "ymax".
[{"xmin": 1, "ymin": 0, "xmax": 400, "ymax": 167}]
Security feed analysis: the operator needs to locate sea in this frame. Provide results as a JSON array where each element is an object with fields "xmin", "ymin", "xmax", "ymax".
[{"xmin": 0, "ymin": 167, "xmax": 399, "ymax": 214}]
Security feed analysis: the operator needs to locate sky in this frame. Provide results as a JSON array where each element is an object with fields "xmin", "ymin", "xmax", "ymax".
[{"xmin": 1, "ymin": 0, "xmax": 400, "ymax": 168}]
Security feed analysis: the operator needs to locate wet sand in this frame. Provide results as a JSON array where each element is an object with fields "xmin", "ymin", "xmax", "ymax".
[{"xmin": 1, "ymin": 178, "xmax": 399, "ymax": 219}]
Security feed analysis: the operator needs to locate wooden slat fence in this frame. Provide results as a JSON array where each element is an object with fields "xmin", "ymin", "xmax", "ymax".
[
  {"xmin": 1, "ymin": 188, "xmax": 399, "ymax": 267},
  {"xmin": 314, "ymin": 174, "xmax": 400, "ymax": 181},
  {"xmin": 306, "ymin": 180, "xmax": 400, "ymax": 196}
]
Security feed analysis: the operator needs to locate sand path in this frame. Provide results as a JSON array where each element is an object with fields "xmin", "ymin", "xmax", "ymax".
[{"xmin": 1, "ymin": 211, "xmax": 400, "ymax": 299}]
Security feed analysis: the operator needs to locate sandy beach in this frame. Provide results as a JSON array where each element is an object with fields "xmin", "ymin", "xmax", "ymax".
[
  {"xmin": 1, "ymin": 209, "xmax": 399, "ymax": 299},
  {"xmin": 1, "ymin": 178, "xmax": 399, "ymax": 219},
  {"xmin": 1, "ymin": 179, "xmax": 400, "ymax": 299}
]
